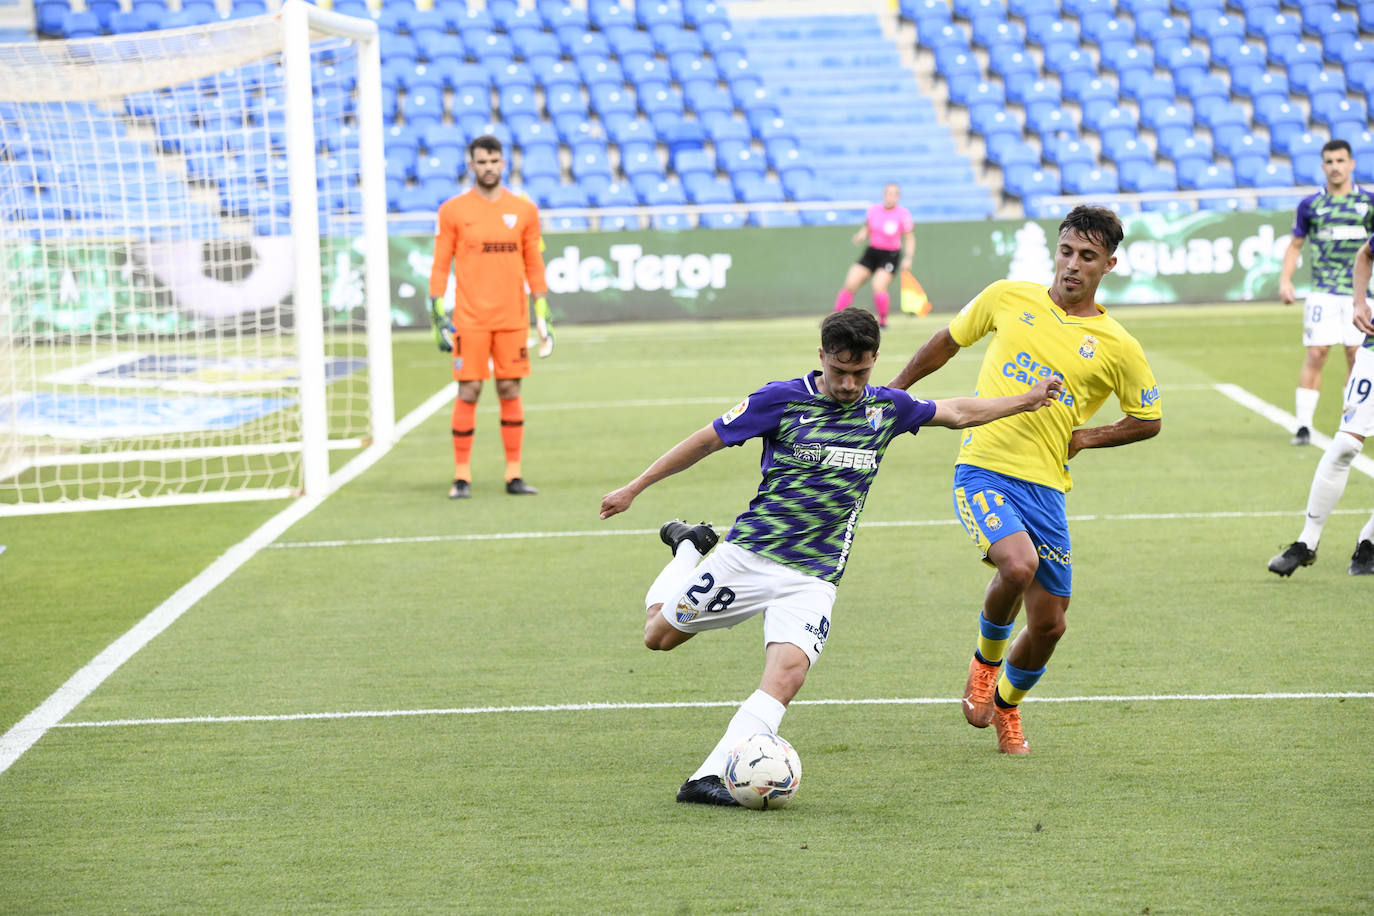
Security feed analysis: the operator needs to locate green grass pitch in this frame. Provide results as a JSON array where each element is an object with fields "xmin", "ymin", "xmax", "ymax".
[{"xmin": 2, "ymin": 304, "xmax": 1371, "ymax": 913}]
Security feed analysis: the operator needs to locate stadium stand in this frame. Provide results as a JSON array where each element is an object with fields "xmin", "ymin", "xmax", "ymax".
[
  {"xmin": 908, "ymin": 0, "xmax": 1374, "ymax": 214},
  {"xmin": 11, "ymin": 0, "xmax": 1374, "ymax": 229}
]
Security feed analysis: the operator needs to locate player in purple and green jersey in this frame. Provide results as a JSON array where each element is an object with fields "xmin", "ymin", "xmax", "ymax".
[
  {"xmin": 599, "ymin": 308, "xmax": 1061, "ymax": 806},
  {"xmin": 1270, "ymin": 235, "xmax": 1374, "ymax": 578},
  {"xmin": 1279, "ymin": 139, "xmax": 1374, "ymax": 445}
]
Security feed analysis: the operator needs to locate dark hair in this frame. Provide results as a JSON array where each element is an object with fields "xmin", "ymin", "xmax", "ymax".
[
  {"xmin": 1322, "ymin": 139, "xmax": 1352, "ymax": 156},
  {"xmin": 468, "ymin": 134, "xmax": 503, "ymax": 157},
  {"xmin": 821, "ymin": 308, "xmax": 880, "ymax": 358},
  {"xmin": 1059, "ymin": 205, "xmax": 1124, "ymax": 255}
]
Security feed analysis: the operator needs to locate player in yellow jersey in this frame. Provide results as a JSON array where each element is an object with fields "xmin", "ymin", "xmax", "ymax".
[{"xmin": 888, "ymin": 206, "xmax": 1162, "ymax": 754}]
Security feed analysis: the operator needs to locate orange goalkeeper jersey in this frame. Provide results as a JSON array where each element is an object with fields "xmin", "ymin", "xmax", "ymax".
[{"xmin": 428, "ymin": 188, "xmax": 548, "ymax": 331}]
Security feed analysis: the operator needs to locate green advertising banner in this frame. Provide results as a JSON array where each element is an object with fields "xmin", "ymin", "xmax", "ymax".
[
  {"xmin": 396, "ymin": 209, "xmax": 1298, "ymax": 328},
  {"xmin": 4, "ymin": 210, "xmax": 1297, "ymax": 336}
]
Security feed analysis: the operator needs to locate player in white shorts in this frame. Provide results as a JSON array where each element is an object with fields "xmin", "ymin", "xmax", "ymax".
[
  {"xmin": 1278, "ymin": 140, "xmax": 1374, "ymax": 446},
  {"xmin": 1269, "ymin": 234, "xmax": 1374, "ymax": 577},
  {"xmin": 599, "ymin": 308, "xmax": 1061, "ymax": 806}
]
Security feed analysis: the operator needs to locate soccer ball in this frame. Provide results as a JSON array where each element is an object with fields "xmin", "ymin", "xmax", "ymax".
[{"xmin": 724, "ymin": 733, "xmax": 801, "ymax": 810}]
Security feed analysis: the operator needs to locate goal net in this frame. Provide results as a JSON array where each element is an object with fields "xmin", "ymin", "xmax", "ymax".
[{"xmin": 0, "ymin": 0, "xmax": 393, "ymax": 515}]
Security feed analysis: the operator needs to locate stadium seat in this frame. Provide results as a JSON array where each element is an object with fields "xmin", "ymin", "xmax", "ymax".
[
  {"xmin": 1062, "ymin": 165, "xmax": 1119, "ymax": 195},
  {"xmin": 1044, "ymin": 49, "xmax": 1097, "ymax": 83},
  {"xmin": 1312, "ymin": 97, "xmax": 1367, "ymax": 128},
  {"xmin": 1240, "ymin": 161, "xmax": 1295, "ymax": 188},
  {"xmin": 1046, "ymin": 137, "xmax": 1095, "ymax": 171},
  {"xmin": 1182, "ymin": 163, "xmax": 1236, "ymax": 191},
  {"xmin": 1121, "ymin": 164, "xmax": 1177, "ymax": 193},
  {"xmin": 1027, "ymin": 107, "xmax": 1076, "ymax": 145},
  {"xmin": 60, "ymin": 10, "xmax": 102, "ymax": 37}
]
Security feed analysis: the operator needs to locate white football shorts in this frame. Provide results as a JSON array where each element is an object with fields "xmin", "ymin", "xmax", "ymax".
[
  {"xmin": 1338, "ymin": 346, "xmax": 1374, "ymax": 438},
  {"xmin": 1303, "ymin": 291, "xmax": 1367, "ymax": 348},
  {"xmin": 660, "ymin": 540, "xmax": 837, "ymax": 665}
]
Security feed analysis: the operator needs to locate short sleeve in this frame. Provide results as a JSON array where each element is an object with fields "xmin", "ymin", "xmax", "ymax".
[
  {"xmin": 712, "ymin": 380, "xmax": 789, "ymax": 446},
  {"xmin": 1115, "ymin": 337, "xmax": 1162, "ymax": 422},
  {"xmin": 1292, "ymin": 196, "xmax": 1312, "ymax": 238},
  {"xmin": 947, "ymin": 281, "xmax": 1003, "ymax": 348}
]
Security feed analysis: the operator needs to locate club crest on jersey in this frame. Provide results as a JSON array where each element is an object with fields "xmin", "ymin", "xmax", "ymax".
[
  {"xmin": 503, "ymin": 213, "xmax": 518, "ymax": 228},
  {"xmin": 675, "ymin": 598, "xmax": 698, "ymax": 624},
  {"xmin": 986, "ymin": 513, "xmax": 1002, "ymax": 531},
  {"xmin": 721, "ymin": 398, "xmax": 749, "ymax": 424},
  {"xmin": 865, "ymin": 405, "xmax": 883, "ymax": 430},
  {"xmin": 1078, "ymin": 335, "xmax": 1098, "ymax": 359}
]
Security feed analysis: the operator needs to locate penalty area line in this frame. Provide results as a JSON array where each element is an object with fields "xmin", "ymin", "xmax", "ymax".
[
  {"xmin": 0, "ymin": 383, "xmax": 458, "ymax": 778},
  {"xmin": 54, "ymin": 691, "xmax": 1374, "ymax": 730}
]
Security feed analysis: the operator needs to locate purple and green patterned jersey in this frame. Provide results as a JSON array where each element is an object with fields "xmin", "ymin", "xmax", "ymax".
[
  {"xmin": 711, "ymin": 370, "xmax": 938, "ymax": 583},
  {"xmin": 1292, "ymin": 187, "xmax": 1374, "ymax": 294}
]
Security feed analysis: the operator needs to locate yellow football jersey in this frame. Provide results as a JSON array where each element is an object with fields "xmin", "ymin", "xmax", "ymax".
[{"xmin": 947, "ymin": 279, "xmax": 1161, "ymax": 493}]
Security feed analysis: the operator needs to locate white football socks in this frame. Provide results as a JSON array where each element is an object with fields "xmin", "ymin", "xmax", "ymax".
[
  {"xmin": 1295, "ymin": 387, "xmax": 1319, "ymax": 430},
  {"xmin": 644, "ymin": 542, "xmax": 702, "ymax": 612},
  {"xmin": 1298, "ymin": 432, "xmax": 1363, "ymax": 548},
  {"xmin": 690, "ymin": 689, "xmax": 787, "ymax": 781}
]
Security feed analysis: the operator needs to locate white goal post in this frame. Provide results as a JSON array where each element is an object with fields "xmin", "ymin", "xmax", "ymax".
[{"xmin": 0, "ymin": 0, "xmax": 393, "ymax": 515}]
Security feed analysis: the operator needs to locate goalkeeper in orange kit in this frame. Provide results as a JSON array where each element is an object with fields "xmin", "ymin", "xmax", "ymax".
[{"xmin": 428, "ymin": 134, "xmax": 552, "ymax": 499}]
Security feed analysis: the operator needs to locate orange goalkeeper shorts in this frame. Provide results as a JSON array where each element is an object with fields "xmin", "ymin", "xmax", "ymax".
[{"xmin": 451, "ymin": 327, "xmax": 531, "ymax": 382}]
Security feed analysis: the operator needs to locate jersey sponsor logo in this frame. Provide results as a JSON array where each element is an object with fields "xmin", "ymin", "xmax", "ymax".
[
  {"xmin": 503, "ymin": 213, "xmax": 518, "ymax": 228},
  {"xmin": 1020, "ymin": 311, "xmax": 1036, "ymax": 325},
  {"xmin": 822, "ymin": 446, "xmax": 878, "ymax": 469},
  {"xmin": 1140, "ymin": 384, "xmax": 1160, "ymax": 407},
  {"xmin": 793, "ymin": 443, "xmax": 826, "ymax": 463},
  {"xmin": 1002, "ymin": 351, "xmax": 1074, "ymax": 404},
  {"xmin": 1315, "ymin": 225, "xmax": 1370, "ymax": 241},
  {"xmin": 864, "ymin": 405, "xmax": 883, "ymax": 430},
  {"xmin": 796, "ymin": 414, "xmax": 820, "ymax": 425},
  {"xmin": 834, "ymin": 496, "xmax": 864, "ymax": 576},
  {"xmin": 1078, "ymin": 335, "xmax": 1098, "ymax": 359},
  {"xmin": 482, "ymin": 242, "xmax": 518, "ymax": 253},
  {"xmin": 721, "ymin": 398, "xmax": 748, "ymax": 424}
]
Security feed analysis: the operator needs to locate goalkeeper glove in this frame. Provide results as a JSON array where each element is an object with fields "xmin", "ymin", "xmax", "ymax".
[
  {"xmin": 429, "ymin": 296, "xmax": 451, "ymax": 353},
  {"xmin": 533, "ymin": 295, "xmax": 554, "ymax": 359}
]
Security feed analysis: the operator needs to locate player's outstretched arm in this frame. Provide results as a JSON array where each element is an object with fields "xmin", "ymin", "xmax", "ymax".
[
  {"xmin": 1067, "ymin": 415, "xmax": 1161, "ymax": 459},
  {"xmin": 927, "ymin": 375, "xmax": 1062, "ymax": 429},
  {"xmin": 600, "ymin": 424, "xmax": 726, "ymax": 519},
  {"xmin": 888, "ymin": 327, "xmax": 961, "ymax": 390},
  {"xmin": 1354, "ymin": 243, "xmax": 1374, "ymax": 334}
]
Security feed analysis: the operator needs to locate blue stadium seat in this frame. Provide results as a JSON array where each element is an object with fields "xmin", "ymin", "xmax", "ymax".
[
  {"xmin": 1103, "ymin": 134, "xmax": 1155, "ymax": 177},
  {"xmin": 988, "ymin": 48, "xmax": 1038, "ymax": 83},
  {"xmin": 60, "ymin": 10, "xmax": 102, "ymax": 37},
  {"xmin": 1004, "ymin": 167, "xmax": 1059, "ymax": 199},
  {"xmin": 1028, "ymin": 107, "xmax": 1077, "ymax": 145},
  {"xmin": 1046, "ymin": 138, "xmax": 1095, "ymax": 170},
  {"xmin": 1239, "ymin": 160, "xmax": 1294, "ymax": 188},
  {"xmin": 1064, "ymin": 75, "xmax": 1119, "ymax": 110},
  {"xmin": 1062, "ymin": 164, "xmax": 1119, "ymax": 195},
  {"xmin": 1033, "ymin": 19, "xmax": 1081, "ymax": 58},
  {"xmin": 1182, "ymin": 163, "xmax": 1236, "ymax": 191},
  {"xmin": 1121, "ymin": 163, "xmax": 1177, "ymax": 193},
  {"xmin": 545, "ymin": 184, "xmax": 591, "ymax": 209},
  {"xmin": 593, "ymin": 181, "xmax": 639, "ymax": 208},
  {"xmin": 108, "ymin": 9, "xmax": 151, "ymax": 32},
  {"xmin": 687, "ymin": 175, "xmax": 733, "ymax": 205},
  {"xmin": 641, "ymin": 178, "xmax": 686, "ymax": 207},
  {"xmin": 416, "ymin": 150, "xmax": 463, "ymax": 184},
  {"xmin": 1312, "ymin": 97, "xmax": 1367, "ymax": 128},
  {"xmin": 973, "ymin": 18, "xmax": 1024, "ymax": 49},
  {"xmin": 1044, "ymin": 48, "xmax": 1097, "ymax": 83}
]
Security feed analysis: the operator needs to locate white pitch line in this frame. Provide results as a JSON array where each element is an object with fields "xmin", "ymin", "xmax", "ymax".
[
  {"xmin": 1214, "ymin": 382, "xmax": 1374, "ymax": 479},
  {"xmin": 0, "ymin": 384, "xmax": 458, "ymax": 777},
  {"xmin": 52, "ymin": 691, "xmax": 1374, "ymax": 730},
  {"xmin": 268, "ymin": 507, "xmax": 1374, "ymax": 550}
]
